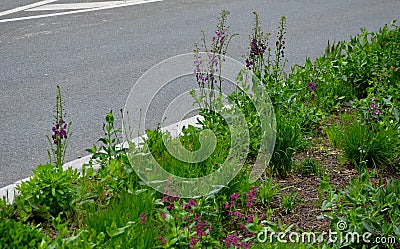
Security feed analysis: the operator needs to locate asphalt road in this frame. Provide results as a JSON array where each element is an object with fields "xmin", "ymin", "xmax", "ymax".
[{"xmin": 0, "ymin": 0, "xmax": 399, "ymax": 188}]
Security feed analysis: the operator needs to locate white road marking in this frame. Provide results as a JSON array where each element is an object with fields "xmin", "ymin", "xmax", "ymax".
[
  {"xmin": 26, "ymin": 1, "xmax": 145, "ymax": 11},
  {"xmin": 0, "ymin": 0, "xmax": 60, "ymax": 17},
  {"xmin": 0, "ymin": 0, "xmax": 162, "ymax": 23}
]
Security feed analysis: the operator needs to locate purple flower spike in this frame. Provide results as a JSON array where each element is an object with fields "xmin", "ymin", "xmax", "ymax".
[{"xmin": 307, "ymin": 82, "xmax": 317, "ymax": 92}]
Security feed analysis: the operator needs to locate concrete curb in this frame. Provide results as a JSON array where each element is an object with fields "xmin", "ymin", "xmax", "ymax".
[{"xmin": 0, "ymin": 115, "xmax": 202, "ymax": 204}]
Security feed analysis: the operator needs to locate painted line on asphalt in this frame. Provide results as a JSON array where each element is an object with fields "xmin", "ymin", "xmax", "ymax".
[
  {"xmin": 0, "ymin": 0, "xmax": 60, "ymax": 17},
  {"xmin": 0, "ymin": 0, "xmax": 162, "ymax": 23},
  {"xmin": 25, "ymin": 1, "xmax": 133, "ymax": 11},
  {"xmin": 0, "ymin": 115, "xmax": 202, "ymax": 204}
]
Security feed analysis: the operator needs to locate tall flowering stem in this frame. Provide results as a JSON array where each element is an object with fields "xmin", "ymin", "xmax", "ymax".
[
  {"xmin": 245, "ymin": 14, "xmax": 287, "ymax": 87},
  {"xmin": 246, "ymin": 12, "xmax": 269, "ymax": 75},
  {"xmin": 193, "ymin": 10, "xmax": 236, "ymax": 112},
  {"xmin": 273, "ymin": 16, "xmax": 287, "ymax": 81},
  {"xmin": 46, "ymin": 85, "xmax": 71, "ymax": 169}
]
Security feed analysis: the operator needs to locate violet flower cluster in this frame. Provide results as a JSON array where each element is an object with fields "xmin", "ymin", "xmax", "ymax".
[
  {"xmin": 159, "ymin": 195, "xmax": 213, "ymax": 249},
  {"xmin": 246, "ymin": 38, "xmax": 267, "ymax": 71},
  {"xmin": 307, "ymin": 81, "xmax": 317, "ymax": 99},
  {"xmin": 366, "ymin": 97, "xmax": 381, "ymax": 133},
  {"xmin": 51, "ymin": 119, "xmax": 68, "ymax": 146},
  {"xmin": 194, "ymin": 53, "xmax": 219, "ymax": 88},
  {"xmin": 245, "ymin": 186, "xmax": 258, "ymax": 207},
  {"xmin": 161, "ymin": 193, "xmax": 179, "ymax": 210},
  {"xmin": 221, "ymin": 186, "xmax": 260, "ymax": 248},
  {"xmin": 194, "ymin": 27, "xmax": 227, "ymax": 89},
  {"xmin": 226, "ymin": 233, "xmax": 252, "ymax": 249}
]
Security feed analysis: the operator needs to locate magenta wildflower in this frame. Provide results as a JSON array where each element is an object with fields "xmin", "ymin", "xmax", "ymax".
[
  {"xmin": 188, "ymin": 199, "xmax": 197, "ymax": 207},
  {"xmin": 366, "ymin": 97, "xmax": 382, "ymax": 133},
  {"xmin": 160, "ymin": 211, "xmax": 166, "ymax": 220},
  {"xmin": 156, "ymin": 235, "xmax": 167, "ymax": 245},
  {"xmin": 231, "ymin": 192, "xmax": 241, "ymax": 199},
  {"xmin": 230, "ymin": 192, "xmax": 240, "ymax": 206},
  {"xmin": 189, "ymin": 237, "xmax": 198, "ymax": 246},
  {"xmin": 225, "ymin": 233, "xmax": 253, "ymax": 249},
  {"xmin": 139, "ymin": 213, "xmax": 146, "ymax": 224},
  {"xmin": 161, "ymin": 193, "xmax": 178, "ymax": 210},
  {"xmin": 246, "ymin": 186, "xmax": 258, "ymax": 207},
  {"xmin": 234, "ymin": 211, "xmax": 242, "ymax": 219},
  {"xmin": 226, "ymin": 234, "xmax": 239, "ymax": 248},
  {"xmin": 161, "ymin": 194, "xmax": 169, "ymax": 202}
]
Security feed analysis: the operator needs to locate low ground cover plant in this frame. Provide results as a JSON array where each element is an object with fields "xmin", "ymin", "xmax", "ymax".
[{"xmin": 1, "ymin": 12, "xmax": 399, "ymax": 249}]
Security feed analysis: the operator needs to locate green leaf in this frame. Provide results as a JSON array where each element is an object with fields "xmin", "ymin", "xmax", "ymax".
[
  {"xmin": 361, "ymin": 221, "xmax": 376, "ymax": 234},
  {"xmin": 391, "ymin": 107, "xmax": 399, "ymax": 122},
  {"xmin": 322, "ymin": 200, "xmax": 333, "ymax": 210},
  {"xmin": 105, "ymin": 111, "xmax": 114, "ymax": 123},
  {"xmin": 332, "ymin": 193, "xmax": 340, "ymax": 203},
  {"xmin": 320, "ymin": 180, "xmax": 331, "ymax": 191},
  {"xmin": 385, "ymin": 193, "xmax": 396, "ymax": 204},
  {"xmin": 394, "ymin": 225, "xmax": 400, "ymax": 237}
]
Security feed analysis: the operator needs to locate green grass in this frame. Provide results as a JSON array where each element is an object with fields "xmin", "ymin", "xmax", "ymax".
[
  {"xmin": 82, "ymin": 189, "xmax": 159, "ymax": 248},
  {"xmin": 326, "ymin": 113, "xmax": 400, "ymax": 169}
]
